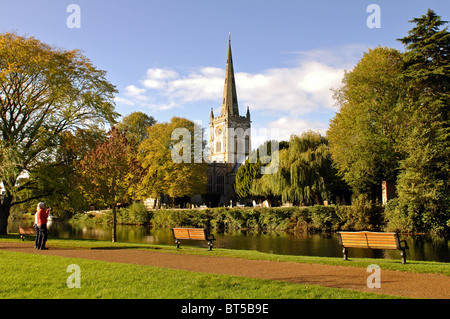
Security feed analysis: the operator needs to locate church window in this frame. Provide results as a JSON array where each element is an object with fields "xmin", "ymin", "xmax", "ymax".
[{"xmin": 216, "ymin": 141, "xmax": 221, "ymax": 153}]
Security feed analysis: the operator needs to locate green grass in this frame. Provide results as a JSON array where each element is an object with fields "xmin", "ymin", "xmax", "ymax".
[
  {"xmin": 0, "ymin": 250, "xmax": 396, "ymax": 299},
  {"xmin": 1, "ymin": 235, "xmax": 448, "ymax": 299}
]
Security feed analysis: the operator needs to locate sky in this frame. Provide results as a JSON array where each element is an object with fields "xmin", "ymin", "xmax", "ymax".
[{"xmin": 1, "ymin": 0, "xmax": 449, "ymax": 146}]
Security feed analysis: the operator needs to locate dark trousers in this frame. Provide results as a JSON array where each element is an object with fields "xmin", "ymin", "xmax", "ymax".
[
  {"xmin": 34, "ymin": 224, "xmax": 40, "ymax": 248},
  {"xmin": 36, "ymin": 224, "xmax": 48, "ymax": 249}
]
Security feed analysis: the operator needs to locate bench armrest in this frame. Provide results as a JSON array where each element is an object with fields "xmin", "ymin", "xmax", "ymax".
[{"xmin": 399, "ymin": 239, "xmax": 409, "ymax": 250}]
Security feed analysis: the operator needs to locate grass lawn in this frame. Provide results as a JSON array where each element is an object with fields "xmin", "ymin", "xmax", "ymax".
[
  {"xmin": 2, "ymin": 235, "xmax": 448, "ymax": 275},
  {"xmin": 1, "ymin": 235, "xmax": 448, "ymax": 299},
  {"xmin": 0, "ymin": 250, "xmax": 396, "ymax": 299}
]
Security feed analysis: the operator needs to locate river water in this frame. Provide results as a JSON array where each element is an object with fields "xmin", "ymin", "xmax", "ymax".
[{"xmin": 8, "ymin": 219, "xmax": 449, "ymax": 262}]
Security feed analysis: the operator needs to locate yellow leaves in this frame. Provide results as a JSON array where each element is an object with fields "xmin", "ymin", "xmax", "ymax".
[{"xmin": 139, "ymin": 117, "xmax": 207, "ymax": 198}]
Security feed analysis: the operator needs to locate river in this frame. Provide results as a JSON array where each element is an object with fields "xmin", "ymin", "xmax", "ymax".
[{"xmin": 8, "ymin": 219, "xmax": 449, "ymax": 262}]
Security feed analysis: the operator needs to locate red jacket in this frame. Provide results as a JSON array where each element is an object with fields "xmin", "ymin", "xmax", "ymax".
[{"xmin": 36, "ymin": 208, "xmax": 49, "ymax": 226}]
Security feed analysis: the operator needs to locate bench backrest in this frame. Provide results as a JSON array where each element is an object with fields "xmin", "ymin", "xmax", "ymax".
[
  {"xmin": 18, "ymin": 226, "xmax": 36, "ymax": 235},
  {"xmin": 172, "ymin": 228, "xmax": 207, "ymax": 241},
  {"xmin": 338, "ymin": 231, "xmax": 400, "ymax": 250}
]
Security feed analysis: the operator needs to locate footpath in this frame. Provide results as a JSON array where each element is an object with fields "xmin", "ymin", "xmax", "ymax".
[{"xmin": 1, "ymin": 242, "xmax": 449, "ymax": 299}]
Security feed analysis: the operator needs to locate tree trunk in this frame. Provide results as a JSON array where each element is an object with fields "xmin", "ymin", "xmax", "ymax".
[
  {"xmin": 112, "ymin": 205, "xmax": 117, "ymax": 242},
  {"xmin": 0, "ymin": 195, "xmax": 13, "ymax": 235}
]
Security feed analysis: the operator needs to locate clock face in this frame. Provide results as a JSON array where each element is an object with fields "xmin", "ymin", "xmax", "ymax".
[{"xmin": 215, "ymin": 125, "xmax": 222, "ymax": 136}]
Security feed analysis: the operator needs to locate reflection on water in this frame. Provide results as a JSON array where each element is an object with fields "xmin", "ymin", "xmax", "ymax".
[{"xmin": 7, "ymin": 219, "xmax": 449, "ymax": 262}]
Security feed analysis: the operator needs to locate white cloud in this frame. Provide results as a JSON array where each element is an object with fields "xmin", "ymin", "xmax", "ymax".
[
  {"xmin": 114, "ymin": 46, "xmax": 359, "ymax": 121},
  {"xmin": 114, "ymin": 96, "xmax": 134, "ymax": 106},
  {"xmin": 267, "ymin": 116, "xmax": 329, "ymax": 142},
  {"xmin": 235, "ymin": 61, "xmax": 344, "ymax": 115},
  {"xmin": 166, "ymin": 67, "xmax": 224, "ymax": 103},
  {"xmin": 143, "ymin": 68, "xmax": 179, "ymax": 89},
  {"xmin": 124, "ymin": 85, "xmax": 145, "ymax": 96}
]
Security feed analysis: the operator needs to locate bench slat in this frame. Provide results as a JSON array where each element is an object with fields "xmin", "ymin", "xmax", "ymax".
[{"xmin": 173, "ymin": 228, "xmax": 190, "ymax": 239}]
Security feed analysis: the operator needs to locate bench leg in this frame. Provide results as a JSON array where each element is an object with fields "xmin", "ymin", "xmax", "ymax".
[
  {"xmin": 400, "ymin": 250, "xmax": 406, "ymax": 264},
  {"xmin": 343, "ymin": 247, "xmax": 348, "ymax": 261}
]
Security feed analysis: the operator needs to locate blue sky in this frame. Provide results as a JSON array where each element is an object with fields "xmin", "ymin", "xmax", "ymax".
[{"xmin": 1, "ymin": 0, "xmax": 449, "ymax": 145}]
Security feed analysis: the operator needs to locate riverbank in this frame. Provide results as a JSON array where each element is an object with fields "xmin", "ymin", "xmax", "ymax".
[{"xmin": 71, "ymin": 204, "xmax": 386, "ymax": 233}]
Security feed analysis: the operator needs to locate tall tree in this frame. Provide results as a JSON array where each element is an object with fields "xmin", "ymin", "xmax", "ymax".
[
  {"xmin": 394, "ymin": 9, "xmax": 449, "ymax": 233},
  {"xmin": 138, "ymin": 117, "xmax": 207, "ymax": 203},
  {"xmin": 327, "ymin": 47, "xmax": 406, "ymax": 199},
  {"xmin": 0, "ymin": 32, "xmax": 118, "ymax": 234},
  {"xmin": 79, "ymin": 127, "xmax": 144, "ymax": 242}
]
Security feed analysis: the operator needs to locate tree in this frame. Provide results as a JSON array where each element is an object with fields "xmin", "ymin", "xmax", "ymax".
[
  {"xmin": 234, "ymin": 140, "xmax": 288, "ymax": 200},
  {"xmin": 392, "ymin": 9, "xmax": 449, "ymax": 233},
  {"xmin": 116, "ymin": 111, "xmax": 156, "ymax": 145},
  {"xmin": 327, "ymin": 47, "xmax": 406, "ymax": 199},
  {"xmin": 79, "ymin": 127, "xmax": 144, "ymax": 242},
  {"xmin": 252, "ymin": 132, "xmax": 343, "ymax": 205},
  {"xmin": 138, "ymin": 117, "xmax": 207, "ymax": 203},
  {"xmin": 0, "ymin": 32, "xmax": 118, "ymax": 234},
  {"xmin": 21, "ymin": 127, "xmax": 107, "ymax": 216}
]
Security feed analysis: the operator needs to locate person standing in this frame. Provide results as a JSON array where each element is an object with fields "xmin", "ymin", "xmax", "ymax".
[
  {"xmin": 34, "ymin": 208, "xmax": 39, "ymax": 249},
  {"xmin": 36, "ymin": 202, "xmax": 50, "ymax": 250}
]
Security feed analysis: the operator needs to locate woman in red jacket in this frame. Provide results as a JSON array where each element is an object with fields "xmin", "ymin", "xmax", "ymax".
[{"xmin": 36, "ymin": 202, "xmax": 50, "ymax": 250}]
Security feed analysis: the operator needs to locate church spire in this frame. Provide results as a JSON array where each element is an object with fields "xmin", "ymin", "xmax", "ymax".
[{"xmin": 221, "ymin": 35, "xmax": 239, "ymax": 117}]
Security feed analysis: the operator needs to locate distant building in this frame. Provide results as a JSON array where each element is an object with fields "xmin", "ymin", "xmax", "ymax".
[{"xmin": 207, "ymin": 36, "xmax": 251, "ymax": 205}]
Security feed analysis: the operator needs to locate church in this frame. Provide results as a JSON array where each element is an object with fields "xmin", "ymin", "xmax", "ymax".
[{"xmin": 206, "ymin": 36, "xmax": 251, "ymax": 206}]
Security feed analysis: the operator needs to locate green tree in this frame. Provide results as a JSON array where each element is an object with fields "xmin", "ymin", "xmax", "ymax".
[
  {"xmin": 252, "ymin": 132, "xmax": 343, "ymax": 205},
  {"xmin": 21, "ymin": 127, "xmax": 107, "ymax": 216},
  {"xmin": 116, "ymin": 111, "xmax": 156, "ymax": 145},
  {"xmin": 392, "ymin": 9, "xmax": 449, "ymax": 233},
  {"xmin": 327, "ymin": 47, "xmax": 406, "ymax": 199},
  {"xmin": 138, "ymin": 117, "xmax": 207, "ymax": 203},
  {"xmin": 0, "ymin": 32, "xmax": 118, "ymax": 234},
  {"xmin": 234, "ymin": 140, "xmax": 288, "ymax": 199},
  {"xmin": 79, "ymin": 127, "xmax": 144, "ymax": 242}
]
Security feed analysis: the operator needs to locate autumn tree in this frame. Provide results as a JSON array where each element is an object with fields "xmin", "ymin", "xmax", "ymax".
[
  {"xmin": 79, "ymin": 127, "xmax": 144, "ymax": 242},
  {"xmin": 21, "ymin": 127, "xmax": 107, "ymax": 216},
  {"xmin": 138, "ymin": 117, "xmax": 207, "ymax": 204},
  {"xmin": 0, "ymin": 32, "xmax": 118, "ymax": 234}
]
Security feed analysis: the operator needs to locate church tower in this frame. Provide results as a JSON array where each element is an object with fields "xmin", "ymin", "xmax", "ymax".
[{"xmin": 210, "ymin": 36, "xmax": 251, "ymax": 167}]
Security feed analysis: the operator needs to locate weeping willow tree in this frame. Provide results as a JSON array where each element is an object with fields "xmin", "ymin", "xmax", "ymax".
[{"xmin": 252, "ymin": 131, "xmax": 342, "ymax": 205}]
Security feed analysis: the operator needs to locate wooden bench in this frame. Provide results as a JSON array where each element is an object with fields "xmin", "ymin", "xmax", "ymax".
[
  {"xmin": 337, "ymin": 231, "xmax": 409, "ymax": 264},
  {"xmin": 172, "ymin": 228, "xmax": 216, "ymax": 251},
  {"xmin": 18, "ymin": 226, "xmax": 37, "ymax": 241}
]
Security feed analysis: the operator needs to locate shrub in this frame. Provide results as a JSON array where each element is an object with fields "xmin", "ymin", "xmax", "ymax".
[
  {"xmin": 126, "ymin": 202, "xmax": 152, "ymax": 225},
  {"xmin": 335, "ymin": 194, "xmax": 383, "ymax": 231},
  {"xmin": 309, "ymin": 205, "xmax": 340, "ymax": 232},
  {"xmin": 384, "ymin": 198, "xmax": 416, "ymax": 233}
]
